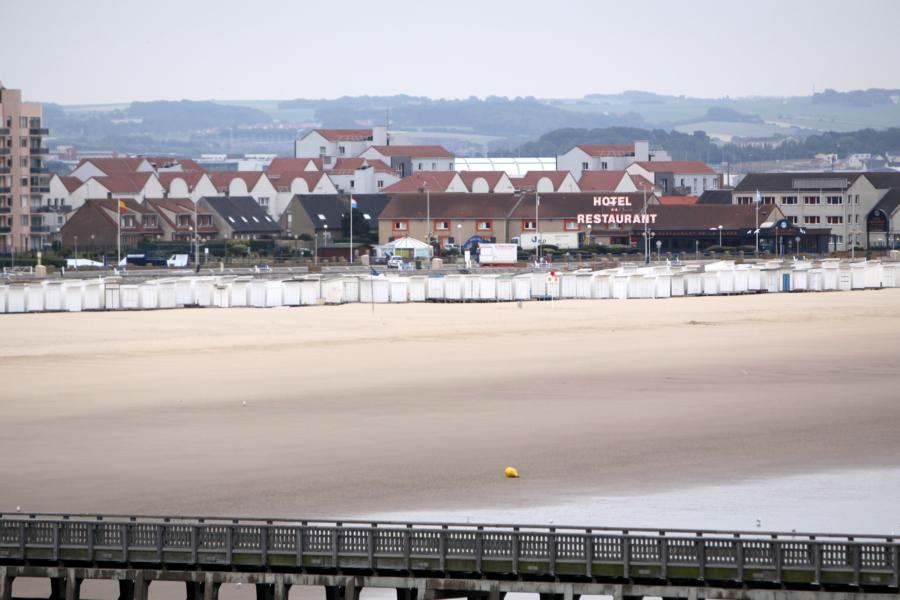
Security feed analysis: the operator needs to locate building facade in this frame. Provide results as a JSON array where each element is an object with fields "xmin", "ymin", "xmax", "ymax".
[
  {"xmin": 557, "ymin": 141, "xmax": 671, "ymax": 178},
  {"xmin": 0, "ymin": 82, "xmax": 50, "ymax": 252}
]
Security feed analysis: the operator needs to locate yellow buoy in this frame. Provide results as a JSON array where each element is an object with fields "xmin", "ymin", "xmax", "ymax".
[{"xmin": 504, "ymin": 466, "xmax": 520, "ymax": 478}]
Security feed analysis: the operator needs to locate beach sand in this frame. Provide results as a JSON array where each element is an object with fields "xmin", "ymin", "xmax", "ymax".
[{"xmin": 1, "ymin": 290, "xmax": 899, "ymax": 521}]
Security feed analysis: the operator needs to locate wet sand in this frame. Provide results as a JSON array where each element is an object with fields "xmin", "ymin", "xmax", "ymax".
[{"xmin": 1, "ymin": 290, "xmax": 899, "ymax": 521}]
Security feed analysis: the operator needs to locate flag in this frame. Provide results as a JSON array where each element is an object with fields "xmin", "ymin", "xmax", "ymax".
[
  {"xmin": 754, "ymin": 190, "xmax": 762, "ymax": 204},
  {"xmin": 350, "ymin": 196, "xmax": 358, "ymax": 209},
  {"xmin": 118, "ymin": 199, "xmax": 127, "ymax": 213}
]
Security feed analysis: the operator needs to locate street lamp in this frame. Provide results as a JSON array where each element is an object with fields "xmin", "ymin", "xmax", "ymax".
[
  {"xmin": 794, "ymin": 235, "xmax": 801, "ymax": 258},
  {"xmin": 718, "ymin": 224, "xmax": 723, "ymax": 247},
  {"xmin": 656, "ymin": 239, "xmax": 662, "ymax": 261}
]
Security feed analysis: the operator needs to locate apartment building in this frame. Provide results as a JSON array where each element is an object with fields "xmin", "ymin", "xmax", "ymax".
[
  {"xmin": 625, "ymin": 161, "xmax": 719, "ymax": 195},
  {"xmin": 294, "ymin": 128, "xmax": 387, "ymax": 166},
  {"xmin": 556, "ymin": 141, "xmax": 671, "ymax": 178},
  {"xmin": 0, "ymin": 82, "xmax": 50, "ymax": 252}
]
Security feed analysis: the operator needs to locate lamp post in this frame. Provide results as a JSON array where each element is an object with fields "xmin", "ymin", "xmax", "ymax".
[
  {"xmin": 535, "ymin": 192, "xmax": 541, "ymax": 264},
  {"xmin": 656, "ymin": 239, "xmax": 662, "ymax": 261},
  {"xmin": 695, "ymin": 239, "xmax": 699, "ymax": 259},
  {"xmin": 314, "ymin": 229, "xmax": 318, "ymax": 265},
  {"xmin": 794, "ymin": 235, "xmax": 801, "ymax": 257},
  {"xmin": 718, "ymin": 224, "xmax": 723, "ymax": 247},
  {"xmin": 456, "ymin": 223, "xmax": 463, "ymax": 261},
  {"xmin": 194, "ymin": 200, "xmax": 200, "ymax": 273}
]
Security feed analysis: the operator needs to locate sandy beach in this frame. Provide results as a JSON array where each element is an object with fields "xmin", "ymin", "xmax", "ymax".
[{"xmin": 1, "ymin": 290, "xmax": 899, "ymax": 522}]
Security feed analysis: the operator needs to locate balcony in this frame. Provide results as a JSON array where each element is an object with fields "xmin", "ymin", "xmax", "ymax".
[
  {"xmin": 0, "ymin": 167, "xmax": 9, "ymax": 174},
  {"xmin": 30, "ymin": 167, "xmax": 49, "ymax": 174},
  {"xmin": 0, "ymin": 227, "xmax": 11, "ymax": 234},
  {"xmin": 29, "ymin": 128, "xmax": 49, "ymax": 136},
  {"xmin": 30, "ymin": 225, "xmax": 50, "ymax": 233},
  {"xmin": 0, "ymin": 207, "xmax": 10, "ymax": 214},
  {"xmin": 30, "ymin": 148, "xmax": 49, "ymax": 155},
  {"xmin": 33, "ymin": 204, "xmax": 71, "ymax": 213},
  {"xmin": 31, "ymin": 186, "xmax": 50, "ymax": 193},
  {"xmin": 0, "ymin": 128, "xmax": 9, "ymax": 135},
  {"xmin": 0, "ymin": 148, "xmax": 9, "ymax": 156},
  {"xmin": 0, "ymin": 187, "xmax": 11, "ymax": 194}
]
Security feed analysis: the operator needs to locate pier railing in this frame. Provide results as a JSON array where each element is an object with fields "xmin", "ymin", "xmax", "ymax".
[{"xmin": 0, "ymin": 513, "xmax": 897, "ymax": 590}]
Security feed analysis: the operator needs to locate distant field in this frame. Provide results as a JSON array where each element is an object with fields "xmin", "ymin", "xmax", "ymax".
[{"xmin": 673, "ymin": 120, "xmax": 799, "ymax": 141}]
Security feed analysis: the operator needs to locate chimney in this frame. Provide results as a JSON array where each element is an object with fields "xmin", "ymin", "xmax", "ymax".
[
  {"xmin": 634, "ymin": 140, "xmax": 650, "ymax": 162},
  {"xmin": 373, "ymin": 126, "xmax": 387, "ymax": 146}
]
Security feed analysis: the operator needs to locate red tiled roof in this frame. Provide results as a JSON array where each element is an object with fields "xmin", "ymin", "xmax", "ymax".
[
  {"xmin": 75, "ymin": 157, "xmax": 147, "ymax": 174},
  {"xmin": 367, "ymin": 145, "xmax": 454, "ymax": 158},
  {"xmin": 516, "ymin": 170, "xmax": 574, "ymax": 191},
  {"xmin": 634, "ymin": 161, "xmax": 716, "ymax": 174},
  {"xmin": 145, "ymin": 198, "xmax": 218, "ymax": 234},
  {"xmin": 209, "ymin": 171, "xmax": 265, "ymax": 192},
  {"xmin": 381, "ymin": 193, "xmax": 520, "ymax": 219},
  {"xmin": 577, "ymin": 170, "xmax": 628, "ymax": 192},
  {"xmin": 457, "ymin": 171, "xmax": 506, "ymax": 192},
  {"xmin": 382, "ymin": 172, "xmax": 459, "ymax": 193},
  {"xmin": 330, "ymin": 158, "xmax": 365, "ymax": 175},
  {"xmin": 576, "ymin": 144, "xmax": 635, "ymax": 157},
  {"xmin": 269, "ymin": 171, "xmax": 328, "ymax": 192},
  {"xmin": 314, "ymin": 129, "xmax": 373, "ymax": 142},
  {"xmin": 140, "ymin": 156, "xmax": 205, "ymax": 172},
  {"xmin": 658, "ymin": 195, "xmax": 699, "ymax": 205},
  {"xmin": 630, "ymin": 174, "xmax": 654, "ymax": 191},
  {"xmin": 158, "ymin": 171, "xmax": 206, "ymax": 192},
  {"xmin": 92, "ymin": 172, "xmax": 155, "ymax": 194},
  {"xmin": 59, "ymin": 175, "xmax": 83, "ymax": 193},
  {"xmin": 267, "ymin": 157, "xmax": 319, "ymax": 177}
]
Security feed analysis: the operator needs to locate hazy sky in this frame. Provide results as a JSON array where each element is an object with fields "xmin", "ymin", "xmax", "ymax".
[{"xmin": 3, "ymin": 0, "xmax": 899, "ymax": 105}]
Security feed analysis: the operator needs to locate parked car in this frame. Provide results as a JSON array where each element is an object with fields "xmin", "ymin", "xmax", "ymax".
[{"xmin": 386, "ymin": 255, "xmax": 405, "ymax": 269}]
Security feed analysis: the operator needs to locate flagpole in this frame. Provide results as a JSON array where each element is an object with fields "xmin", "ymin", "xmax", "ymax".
[
  {"xmin": 117, "ymin": 199, "xmax": 121, "ymax": 266},
  {"xmin": 755, "ymin": 190, "xmax": 760, "ymax": 256},
  {"xmin": 349, "ymin": 197, "xmax": 353, "ymax": 264}
]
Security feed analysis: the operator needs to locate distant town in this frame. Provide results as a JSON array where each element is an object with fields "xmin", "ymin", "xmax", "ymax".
[{"xmin": 2, "ymin": 82, "xmax": 899, "ymax": 262}]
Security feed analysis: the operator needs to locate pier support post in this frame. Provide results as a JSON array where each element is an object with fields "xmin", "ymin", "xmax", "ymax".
[
  {"xmin": 186, "ymin": 582, "xmax": 204, "ymax": 600},
  {"xmin": 488, "ymin": 585, "xmax": 504, "ymax": 600},
  {"xmin": 255, "ymin": 584, "xmax": 274, "ymax": 600},
  {"xmin": 117, "ymin": 580, "xmax": 134, "ymax": 600},
  {"xmin": 325, "ymin": 586, "xmax": 359, "ymax": 600},
  {"xmin": 64, "ymin": 570, "xmax": 81, "ymax": 600},
  {"xmin": 0, "ymin": 567, "xmax": 12, "ymax": 600},
  {"xmin": 396, "ymin": 589, "xmax": 418, "ymax": 600},
  {"xmin": 133, "ymin": 572, "xmax": 150, "ymax": 600},
  {"xmin": 274, "ymin": 576, "xmax": 289, "ymax": 600},
  {"xmin": 50, "ymin": 577, "xmax": 66, "ymax": 600},
  {"xmin": 202, "ymin": 575, "xmax": 219, "ymax": 600}
]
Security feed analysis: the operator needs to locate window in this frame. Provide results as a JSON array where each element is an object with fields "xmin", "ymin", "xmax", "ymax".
[
  {"xmin": 20, "ymin": 215, "xmax": 28, "ymax": 226},
  {"xmin": 363, "ymin": 213, "xmax": 372, "ymax": 220},
  {"xmin": 431, "ymin": 162, "xmax": 436, "ymax": 170},
  {"xmin": 781, "ymin": 196, "xmax": 798, "ymax": 205},
  {"xmin": 377, "ymin": 180, "xmax": 384, "ymax": 188},
  {"xmin": 434, "ymin": 220, "xmax": 449, "ymax": 231},
  {"xmin": 581, "ymin": 162, "xmax": 589, "ymax": 171},
  {"xmin": 349, "ymin": 180, "xmax": 355, "ymax": 189},
  {"xmin": 600, "ymin": 162, "xmax": 608, "ymax": 170},
  {"xmin": 198, "ymin": 215, "xmax": 212, "ymax": 227},
  {"xmin": 787, "ymin": 216, "xmax": 798, "ymax": 224},
  {"xmin": 476, "ymin": 220, "xmax": 492, "ymax": 231},
  {"xmin": 122, "ymin": 215, "xmax": 136, "ymax": 229},
  {"xmin": 522, "ymin": 220, "xmax": 536, "ymax": 231},
  {"xmin": 855, "ymin": 195, "xmax": 860, "ymax": 205},
  {"xmin": 736, "ymin": 196, "xmax": 753, "ymax": 205},
  {"xmin": 19, "ymin": 117, "xmax": 27, "ymax": 129},
  {"xmin": 339, "ymin": 146, "xmax": 346, "ymax": 156},
  {"xmin": 827, "ymin": 216, "xmax": 843, "ymax": 224},
  {"xmin": 804, "ymin": 216, "xmax": 820, "ymax": 225},
  {"xmin": 319, "ymin": 146, "xmax": 326, "ymax": 156},
  {"xmin": 680, "ymin": 178, "xmax": 685, "ymax": 187},
  {"xmin": 417, "ymin": 163, "xmax": 423, "ymax": 170},
  {"xmin": 762, "ymin": 196, "xmax": 775, "ymax": 205},
  {"xmin": 177, "ymin": 215, "xmax": 192, "ymax": 227},
  {"xmin": 317, "ymin": 214, "xmax": 326, "ymax": 221},
  {"xmin": 826, "ymin": 196, "xmax": 842, "ymax": 205},
  {"xmin": 855, "ymin": 214, "xmax": 860, "ymax": 223},
  {"xmin": 393, "ymin": 220, "xmax": 408, "ymax": 231},
  {"xmin": 142, "ymin": 215, "xmax": 158, "ymax": 228},
  {"xmin": 258, "ymin": 197, "xmax": 269, "ymax": 207},
  {"xmin": 834, "ymin": 234, "xmax": 843, "ymax": 244},
  {"xmin": 803, "ymin": 195, "xmax": 820, "ymax": 205},
  {"xmin": 564, "ymin": 219, "xmax": 580, "ymax": 231},
  {"xmin": 20, "ymin": 137, "xmax": 27, "ymax": 148},
  {"xmin": 693, "ymin": 178, "xmax": 698, "ymax": 190}
]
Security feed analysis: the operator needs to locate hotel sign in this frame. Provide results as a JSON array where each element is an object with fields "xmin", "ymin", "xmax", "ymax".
[{"xmin": 576, "ymin": 195, "xmax": 658, "ymax": 225}]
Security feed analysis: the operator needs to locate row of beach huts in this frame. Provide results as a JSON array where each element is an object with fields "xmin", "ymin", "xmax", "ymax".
[{"xmin": 0, "ymin": 260, "xmax": 898, "ymax": 314}]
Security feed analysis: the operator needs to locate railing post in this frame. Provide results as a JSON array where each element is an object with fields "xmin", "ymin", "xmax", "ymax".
[
  {"xmin": 512, "ymin": 527, "xmax": 519, "ymax": 575},
  {"xmin": 123, "ymin": 523, "xmax": 130, "ymax": 564},
  {"xmin": 735, "ymin": 534, "xmax": 744, "ymax": 583},
  {"xmin": 773, "ymin": 537, "xmax": 782, "ymax": 585},
  {"xmin": 475, "ymin": 526, "xmax": 483, "ymax": 573},
  {"xmin": 660, "ymin": 532, "xmax": 667, "ymax": 580},
  {"xmin": 191, "ymin": 525, "xmax": 198, "ymax": 565},
  {"xmin": 261, "ymin": 522, "xmax": 270, "ymax": 567},
  {"xmin": 227, "ymin": 525, "xmax": 234, "ymax": 565},
  {"xmin": 697, "ymin": 533, "xmax": 706, "ymax": 581},
  {"xmin": 439, "ymin": 525, "xmax": 447, "ymax": 573},
  {"xmin": 405, "ymin": 524, "xmax": 413, "ymax": 571},
  {"xmin": 549, "ymin": 527, "xmax": 557, "ymax": 577},
  {"xmin": 332, "ymin": 524, "xmax": 339, "ymax": 567},
  {"xmin": 87, "ymin": 523, "xmax": 95, "ymax": 563},
  {"xmin": 850, "ymin": 537, "xmax": 860, "ymax": 586},
  {"xmin": 294, "ymin": 526, "xmax": 303, "ymax": 568},
  {"xmin": 156, "ymin": 525, "xmax": 163, "ymax": 563},
  {"xmin": 585, "ymin": 530, "xmax": 593, "ymax": 578},
  {"xmin": 622, "ymin": 532, "xmax": 630, "ymax": 580},
  {"xmin": 812, "ymin": 537, "xmax": 821, "ymax": 586},
  {"xmin": 367, "ymin": 525, "xmax": 375, "ymax": 568},
  {"xmin": 891, "ymin": 540, "xmax": 898, "ymax": 589},
  {"xmin": 53, "ymin": 521, "xmax": 60, "ymax": 562},
  {"xmin": 19, "ymin": 522, "xmax": 25, "ymax": 560}
]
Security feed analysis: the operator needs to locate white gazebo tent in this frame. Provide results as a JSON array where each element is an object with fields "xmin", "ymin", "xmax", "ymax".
[{"xmin": 384, "ymin": 237, "xmax": 433, "ymax": 259}]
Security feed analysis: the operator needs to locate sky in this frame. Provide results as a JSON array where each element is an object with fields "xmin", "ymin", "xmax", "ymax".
[{"xmin": 2, "ymin": 0, "xmax": 900, "ymax": 105}]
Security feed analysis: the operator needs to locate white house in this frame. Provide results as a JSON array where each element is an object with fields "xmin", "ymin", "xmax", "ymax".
[
  {"xmin": 270, "ymin": 172, "xmax": 339, "ymax": 219},
  {"xmin": 327, "ymin": 158, "xmax": 400, "ymax": 194},
  {"xmin": 556, "ymin": 141, "xmax": 672, "ymax": 177},
  {"xmin": 625, "ymin": 161, "xmax": 718, "ymax": 195},
  {"xmin": 209, "ymin": 172, "xmax": 279, "ymax": 215},
  {"xmin": 510, "ymin": 171, "xmax": 580, "ymax": 193},
  {"xmin": 358, "ymin": 145, "xmax": 455, "ymax": 177},
  {"xmin": 294, "ymin": 127, "xmax": 387, "ymax": 166},
  {"xmin": 457, "ymin": 171, "xmax": 516, "ymax": 193},
  {"xmin": 158, "ymin": 172, "xmax": 217, "ymax": 204},
  {"xmin": 69, "ymin": 172, "xmax": 165, "ymax": 208},
  {"xmin": 382, "ymin": 171, "xmax": 468, "ymax": 194}
]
